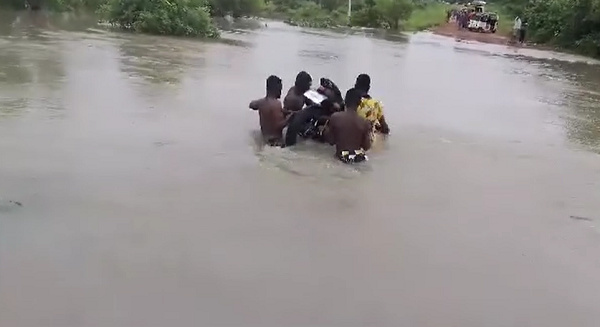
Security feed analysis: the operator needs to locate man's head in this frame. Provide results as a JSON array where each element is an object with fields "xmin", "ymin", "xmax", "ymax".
[
  {"xmin": 295, "ymin": 71, "xmax": 312, "ymax": 93},
  {"xmin": 344, "ymin": 88, "xmax": 362, "ymax": 111},
  {"xmin": 266, "ymin": 75, "xmax": 282, "ymax": 98},
  {"xmin": 354, "ymin": 74, "xmax": 371, "ymax": 93},
  {"xmin": 318, "ymin": 78, "xmax": 343, "ymax": 102}
]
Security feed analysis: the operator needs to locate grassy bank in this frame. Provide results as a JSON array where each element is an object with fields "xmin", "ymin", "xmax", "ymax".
[
  {"xmin": 404, "ymin": 2, "xmax": 447, "ymax": 31},
  {"xmin": 485, "ymin": 4, "xmax": 513, "ymax": 36},
  {"xmin": 403, "ymin": 3, "xmax": 515, "ymax": 36}
]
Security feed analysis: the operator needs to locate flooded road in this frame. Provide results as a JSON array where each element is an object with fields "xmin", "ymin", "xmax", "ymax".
[{"xmin": 1, "ymin": 11, "xmax": 600, "ymax": 327}]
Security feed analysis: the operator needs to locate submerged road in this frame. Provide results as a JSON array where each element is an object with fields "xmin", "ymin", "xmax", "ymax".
[{"xmin": 1, "ymin": 12, "xmax": 600, "ymax": 327}]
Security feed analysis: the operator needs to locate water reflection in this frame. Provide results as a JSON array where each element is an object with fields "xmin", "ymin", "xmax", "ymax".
[
  {"xmin": 0, "ymin": 49, "xmax": 33, "ymax": 84},
  {"xmin": 5, "ymin": 10, "xmax": 54, "ymax": 38},
  {"xmin": 538, "ymin": 60, "xmax": 600, "ymax": 152},
  {"xmin": 561, "ymin": 63, "xmax": 600, "ymax": 152},
  {"xmin": 0, "ymin": 11, "xmax": 65, "ymax": 118},
  {"xmin": 0, "ymin": 10, "xmax": 17, "ymax": 36},
  {"xmin": 118, "ymin": 36, "xmax": 204, "ymax": 85}
]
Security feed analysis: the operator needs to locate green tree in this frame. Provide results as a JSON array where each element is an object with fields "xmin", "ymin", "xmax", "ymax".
[
  {"xmin": 351, "ymin": 6, "xmax": 383, "ymax": 28},
  {"xmin": 99, "ymin": 0, "xmax": 219, "ymax": 37},
  {"xmin": 319, "ymin": 0, "xmax": 343, "ymax": 11},
  {"xmin": 285, "ymin": 1, "xmax": 347, "ymax": 27},
  {"xmin": 374, "ymin": 0, "xmax": 413, "ymax": 29},
  {"xmin": 208, "ymin": 0, "xmax": 265, "ymax": 17}
]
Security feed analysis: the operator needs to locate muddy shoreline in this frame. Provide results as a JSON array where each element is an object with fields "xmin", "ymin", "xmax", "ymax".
[{"xmin": 431, "ymin": 22, "xmax": 513, "ymax": 45}]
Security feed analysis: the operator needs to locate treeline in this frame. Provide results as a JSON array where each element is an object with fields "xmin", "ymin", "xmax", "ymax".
[
  {"xmin": 492, "ymin": 0, "xmax": 600, "ymax": 57},
  {"xmin": 272, "ymin": 0, "xmax": 415, "ymax": 30},
  {"xmin": 3, "ymin": 0, "xmax": 420, "ymax": 37},
  {"xmin": 2, "ymin": 0, "xmax": 264, "ymax": 37}
]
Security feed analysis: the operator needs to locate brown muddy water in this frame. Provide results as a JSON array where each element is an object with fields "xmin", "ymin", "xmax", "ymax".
[{"xmin": 1, "ymin": 10, "xmax": 600, "ymax": 327}]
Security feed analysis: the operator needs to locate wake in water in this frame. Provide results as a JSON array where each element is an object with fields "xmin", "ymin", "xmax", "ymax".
[{"xmin": 249, "ymin": 130, "xmax": 372, "ymax": 180}]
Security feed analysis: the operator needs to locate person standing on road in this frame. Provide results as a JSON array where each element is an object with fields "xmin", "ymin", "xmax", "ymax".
[
  {"xmin": 513, "ymin": 16, "xmax": 522, "ymax": 42},
  {"xmin": 518, "ymin": 20, "xmax": 527, "ymax": 44}
]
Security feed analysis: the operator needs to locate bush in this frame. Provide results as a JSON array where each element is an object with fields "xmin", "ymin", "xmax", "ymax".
[
  {"xmin": 403, "ymin": 2, "xmax": 447, "ymax": 31},
  {"xmin": 351, "ymin": 6, "xmax": 385, "ymax": 28},
  {"xmin": 99, "ymin": 0, "xmax": 219, "ymax": 37},
  {"xmin": 286, "ymin": 1, "xmax": 346, "ymax": 28},
  {"xmin": 494, "ymin": 0, "xmax": 600, "ymax": 57},
  {"xmin": 374, "ymin": 0, "xmax": 413, "ymax": 30},
  {"xmin": 208, "ymin": 0, "xmax": 265, "ymax": 17},
  {"xmin": 1, "ymin": 0, "xmax": 27, "ymax": 9},
  {"xmin": 46, "ymin": 0, "xmax": 108, "ymax": 11}
]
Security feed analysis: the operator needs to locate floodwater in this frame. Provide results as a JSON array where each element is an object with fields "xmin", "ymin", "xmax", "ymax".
[{"xmin": 1, "ymin": 10, "xmax": 600, "ymax": 327}]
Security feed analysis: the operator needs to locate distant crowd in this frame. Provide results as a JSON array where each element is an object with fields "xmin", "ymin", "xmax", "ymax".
[{"xmin": 447, "ymin": 7, "xmax": 498, "ymax": 32}]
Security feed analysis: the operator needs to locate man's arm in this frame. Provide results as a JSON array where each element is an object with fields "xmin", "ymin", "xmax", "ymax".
[
  {"xmin": 324, "ymin": 114, "xmax": 337, "ymax": 145},
  {"xmin": 271, "ymin": 102, "xmax": 290, "ymax": 130},
  {"xmin": 279, "ymin": 111, "xmax": 295, "ymax": 129},
  {"xmin": 378, "ymin": 115, "xmax": 390, "ymax": 134},
  {"xmin": 373, "ymin": 100, "xmax": 390, "ymax": 134},
  {"xmin": 249, "ymin": 98, "xmax": 263, "ymax": 110},
  {"xmin": 361, "ymin": 122, "xmax": 372, "ymax": 151},
  {"xmin": 283, "ymin": 91, "xmax": 302, "ymax": 112}
]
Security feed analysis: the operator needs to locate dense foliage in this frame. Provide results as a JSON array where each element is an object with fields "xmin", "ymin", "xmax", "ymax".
[
  {"xmin": 285, "ymin": 2, "xmax": 347, "ymax": 28},
  {"xmin": 98, "ymin": 0, "xmax": 218, "ymax": 37},
  {"xmin": 5, "ymin": 0, "xmax": 266, "ymax": 37},
  {"xmin": 208, "ymin": 0, "xmax": 264, "ymax": 17},
  {"xmin": 492, "ymin": 0, "xmax": 600, "ymax": 56},
  {"xmin": 282, "ymin": 0, "xmax": 415, "ymax": 29},
  {"xmin": 10, "ymin": 0, "xmax": 600, "ymax": 57},
  {"xmin": 7, "ymin": 0, "xmax": 415, "ymax": 33}
]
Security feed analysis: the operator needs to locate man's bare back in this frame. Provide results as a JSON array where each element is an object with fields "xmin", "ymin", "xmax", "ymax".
[
  {"xmin": 327, "ymin": 111, "xmax": 371, "ymax": 154},
  {"xmin": 283, "ymin": 87, "xmax": 306, "ymax": 113},
  {"xmin": 250, "ymin": 97, "xmax": 289, "ymax": 145},
  {"xmin": 249, "ymin": 75, "xmax": 289, "ymax": 146},
  {"xmin": 283, "ymin": 72, "xmax": 312, "ymax": 113},
  {"xmin": 324, "ymin": 88, "xmax": 372, "ymax": 163}
]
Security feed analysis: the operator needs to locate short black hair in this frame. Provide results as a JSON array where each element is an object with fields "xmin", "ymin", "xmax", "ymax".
[
  {"xmin": 320, "ymin": 77, "xmax": 343, "ymax": 103},
  {"xmin": 344, "ymin": 88, "xmax": 362, "ymax": 110},
  {"xmin": 355, "ymin": 74, "xmax": 371, "ymax": 92},
  {"xmin": 266, "ymin": 75, "xmax": 282, "ymax": 93},
  {"xmin": 295, "ymin": 71, "xmax": 312, "ymax": 89}
]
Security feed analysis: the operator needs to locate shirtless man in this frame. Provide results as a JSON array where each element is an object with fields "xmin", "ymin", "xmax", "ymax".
[
  {"xmin": 249, "ymin": 75, "xmax": 291, "ymax": 146},
  {"xmin": 324, "ymin": 88, "xmax": 372, "ymax": 163},
  {"xmin": 283, "ymin": 71, "xmax": 312, "ymax": 113}
]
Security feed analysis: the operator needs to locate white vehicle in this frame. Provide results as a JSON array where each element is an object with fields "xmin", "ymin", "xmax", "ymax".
[{"xmin": 468, "ymin": 12, "xmax": 499, "ymax": 33}]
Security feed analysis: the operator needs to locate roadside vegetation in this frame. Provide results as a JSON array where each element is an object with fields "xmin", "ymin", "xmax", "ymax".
[
  {"xmin": 274, "ymin": 0, "xmax": 416, "ymax": 30},
  {"xmin": 4, "ymin": 0, "xmax": 417, "ymax": 35},
  {"xmin": 407, "ymin": 0, "xmax": 600, "ymax": 57},
  {"xmin": 404, "ymin": 2, "xmax": 447, "ymax": 31},
  {"xmin": 4, "ymin": 0, "xmax": 600, "ymax": 57},
  {"xmin": 497, "ymin": 0, "xmax": 600, "ymax": 57},
  {"xmin": 97, "ymin": 0, "xmax": 218, "ymax": 37}
]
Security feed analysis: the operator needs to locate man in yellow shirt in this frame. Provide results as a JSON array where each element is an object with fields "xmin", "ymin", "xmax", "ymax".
[{"xmin": 354, "ymin": 74, "xmax": 390, "ymax": 138}]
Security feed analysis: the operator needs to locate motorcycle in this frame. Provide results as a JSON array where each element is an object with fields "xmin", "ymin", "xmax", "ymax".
[{"xmin": 284, "ymin": 78, "xmax": 344, "ymax": 147}]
